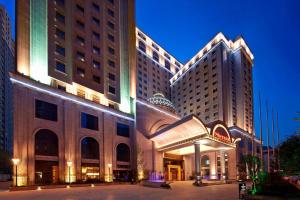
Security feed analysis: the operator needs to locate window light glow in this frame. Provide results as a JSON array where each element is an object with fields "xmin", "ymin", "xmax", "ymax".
[{"xmin": 10, "ymin": 77, "xmax": 135, "ymax": 121}]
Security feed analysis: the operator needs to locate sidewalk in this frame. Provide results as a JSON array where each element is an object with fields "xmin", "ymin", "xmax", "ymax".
[{"xmin": 0, "ymin": 181, "xmax": 12, "ymax": 192}]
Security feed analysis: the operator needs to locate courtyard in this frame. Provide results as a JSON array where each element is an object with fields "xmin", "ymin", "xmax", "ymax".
[{"xmin": 0, "ymin": 181, "xmax": 239, "ymax": 200}]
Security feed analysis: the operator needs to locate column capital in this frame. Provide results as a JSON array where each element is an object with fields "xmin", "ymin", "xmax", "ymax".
[{"xmin": 194, "ymin": 141, "xmax": 201, "ymax": 145}]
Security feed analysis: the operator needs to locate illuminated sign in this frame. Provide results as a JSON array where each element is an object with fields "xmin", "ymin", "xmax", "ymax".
[{"xmin": 213, "ymin": 127, "xmax": 231, "ymax": 143}]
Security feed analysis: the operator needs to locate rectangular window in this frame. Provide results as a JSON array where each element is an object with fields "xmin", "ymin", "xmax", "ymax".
[
  {"xmin": 108, "ymin": 60, "xmax": 115, "ymax": 68},
  {"xmin": 108, "ymin": 34, "xmax": 114, "ymax": 42},
  {"xmin": 117, "ymin": 123, "xmax": 130, "ymax": 137},
  {"xmin": 77, "ymin": 51, "xmax": 85, "ymax": 62},
  {"xmin": 108, "ymin": 73, "xmax": 115, "ymax": 81},
  {"xmin": 92, "ymin": 31, "xmax": 100, "ymax": 40},
  {"xmin": 55, "ymin": 28, "xmax": 65, "ymax": 40},
  {"xmin": 76, "ymin": 35, "xmax": 85, "ymax": 46},
  {"xmin": 76, "ymin": 4, "xmax": 84, "ymax": 14},
  {"xmin": 108, "ymin": 47, "xmax": 115, "ymax": 55},
  {"xmin": 93, "ymin": 60, "xmax": 100, "ymax": 69},
  {"xmin": 107, "ymin": 21, "xmax": 114, "ymax": 30},
  {"xmin": 35, "ymin": 100, "xmax": 58, "ymax": 121},
  {"xmin": 93, "ymin": 75, "xmax": 100, "ymax": 83},
  {"xmin": 55, "ymin": 44, "xmax": 65, "ymax": 56},
  {"xmin": 76, "ymin": 20, "xmax": 85, "ymax": 29},
  {"xmin": 107, "ymin": 8, "xmax": 114, "ymax": 17},
  {"xmin": 55, "ymin": 12, "xmax": 65, "ymax": 24},
  {"xmin": 109, "ymin": 86, "xmax": 115, "ymax": 94},
  {"xmin": 55, "ymin": 61, "xmax": 65, "ymax": 73},
  {"xmin": 93, "ymin": 46, "xmax": 100, "ymax": 55},
  {"xmin": 81, "ymin": 112, "xmax": 98, "ymax": 131},
  {"xmin": 92, "ymin": 2, "xmax": 100, "ymax": 12},
  {"xmin": 77, "ymin": 67, "xmax": 85, "ymax": 77},
  {"xmin": 92, "ymin": 17, "xmax": 100, "ymax": 26}
]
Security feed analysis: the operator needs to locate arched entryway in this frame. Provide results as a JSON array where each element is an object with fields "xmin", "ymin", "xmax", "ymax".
[
  {"xmin": 201, "ymin": 155, "xmax": 210, "ymax": 180},
  {"xmin": 81, "ymin": 137, "xmax": 100, "ymax": 182},
  {"xmin": 114, "ymin": 143, "xmax": 131, "ymax": 181},
  {"xmin": 35, "ymin": 129, "xmax": 59, "ymax": 184}
]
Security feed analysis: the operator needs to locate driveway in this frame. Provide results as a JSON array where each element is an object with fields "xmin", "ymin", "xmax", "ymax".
[{"xmin": 0, "ymin": 181, "xmax": 239, "ymax": 200}]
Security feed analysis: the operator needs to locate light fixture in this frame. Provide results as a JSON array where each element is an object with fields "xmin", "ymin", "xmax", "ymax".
[{"xmin": 11, "ymin": 158, "xmax": 20, "ymax": 187}]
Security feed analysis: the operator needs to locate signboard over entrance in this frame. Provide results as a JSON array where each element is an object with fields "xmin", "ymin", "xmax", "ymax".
[{"xmin": 212, "ymin": 125, "xmax": 231, "ymax": 143}]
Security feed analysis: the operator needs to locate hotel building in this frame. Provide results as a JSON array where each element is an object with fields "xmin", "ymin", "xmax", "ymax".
[
  {"xmin": 0, "ymin": 4, "xmax": 14, "ymax": 153},
  {"xmin": 12, "ymin": 0, "xmax": 259, "ymax": 186}
]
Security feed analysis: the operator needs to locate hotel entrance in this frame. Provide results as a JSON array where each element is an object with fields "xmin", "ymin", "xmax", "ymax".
[{"xmin": 163, "ymin": 156, "xmax": 184, "ymax": 181}]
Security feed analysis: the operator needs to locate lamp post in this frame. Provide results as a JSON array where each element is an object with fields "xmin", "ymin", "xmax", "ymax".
[
  {"xmin": 12, "ymin": 158, "xmax": 20, "ymax": 187},
  {"xmin": 67, "ymin": 161, "xmax": 72, "ymax": 185},
  {"xmin": 107, "ymin": 164, "xmax": 112, "ymax": 182}
]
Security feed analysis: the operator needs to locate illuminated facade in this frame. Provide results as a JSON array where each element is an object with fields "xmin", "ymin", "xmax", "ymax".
[{"xmin": 12, "ymin": 0, "xmax": 259, "ymax": 186}]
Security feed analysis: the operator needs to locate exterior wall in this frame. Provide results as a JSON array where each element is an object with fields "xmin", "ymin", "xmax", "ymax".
[
  {"xmin": 12, "ymin": 81, "xmax": 134, "ymax": 186},
  {"xmin": 0, "ymin": 5, "xmax": 14, "ymax": 153}
]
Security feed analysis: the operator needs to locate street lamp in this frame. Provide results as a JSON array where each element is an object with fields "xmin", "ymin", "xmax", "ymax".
[
  {"xmin": 67, "ymin": 161, "xmax": 72, "ymax": 185},
  {"xmin": 12, "ymin": 158, "xmax": 20, "ymax": 187},
  {"xmin": 107, "ymin": 163, "xmax": 112, "ymax": 182}
]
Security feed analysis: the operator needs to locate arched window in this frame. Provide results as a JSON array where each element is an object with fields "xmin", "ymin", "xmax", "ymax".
[
  {"xmin": 35, "ymin": 129, "xmax": 58, "ymax": 156},
  {"xmin": 116, "ymin": 143, "xmax": 130, "ymax": 162},
  {"xmin": 201, "ymin": 155, "xmax": 210, "ymax": 168},
  {"xmin": 81, "ymin": 137, "xmax": 99, "ymax": 159}
]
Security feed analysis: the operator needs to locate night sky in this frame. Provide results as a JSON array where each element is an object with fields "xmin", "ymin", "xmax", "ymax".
[{"xmin": 1, "ymin": 0, "xmax": 300, "ymax": 145}]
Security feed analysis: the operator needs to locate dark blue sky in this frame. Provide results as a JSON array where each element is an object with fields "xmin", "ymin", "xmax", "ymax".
[{"xmin": 1, "ymin": 0, "xmax": 299, "ymax": 145}]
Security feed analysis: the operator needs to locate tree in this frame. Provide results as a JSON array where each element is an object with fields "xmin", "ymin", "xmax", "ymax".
[
  {"xmin": 243, "ymin": 155, "xmax": 261, "ymax": 195},
  {"xmin": 279, "ymin": 135, "xmax": 300, "ymax": 175},
  {"xmin": 295, "ymin": 112, "xmax": 300, "ymax": 134}
]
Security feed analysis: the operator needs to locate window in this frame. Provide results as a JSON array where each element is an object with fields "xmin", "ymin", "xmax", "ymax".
[
  {"xmin": 138, "ymin": 41, "xmax": 146, "ymax": 52},
  {"xmin": 55, "ymin": 61, "xmax": 65, "ymax": 73},
  {"xmin": 77, "ymin": 67, "xmax": 85, "ymax": 77},
  {"xmin": 76, "ymin": 20, "xmax": 85, "ymax": 29},
  {"xmin": 81, "ymin": 137, "xmax": 99, "ymax": 159},
  {"xmin": 93, "ymin": 75, "xmax": 100, "ymax": 83},
  {"xmin": 108, "ymin": 34, "xmax": 114, "ymax": 42},
  {"xmin": 92, "ymin": 31, "xmax": 100, "ymax": 40},
  {"xmin": 92, "ymin": 46, "xmax": 100, "ymax": 55},
  {"xmin": 35, "ymin": 129, "xmax": 58, "ymax": 156},
  {"xmin": 57, "ymin": 85, "xmax": 66, "ymax": 91},
  {"xmin": 76, "ymin": 35, "xmax": 85, "ymax": 46},
  {"xmin": 76, "ymin": 4, "xmax": 84, "ymax": 14},
  {"xmin": 55, "ymin": 12, "xmax": 65, "ymax": 24},
  {"xmin": 152, "ymin": 51, "xmax": 159, "ymax": 62},
  {"xmin": 35, "ymin": 100, "xmax": 58, "ymax": 121},
  {"xmin": 117, "ymin": 123, "xmax": 130, "ymax": 137},
  {"xmin": 107, "ymin": 0, "xmax": 114, "ymax": 5},
  {"xmin": 107, "ymin": 8, "xmax": 114, "ymax": 17},
  {"xmin": 109, "ymin": 86, "xmax": 115, "ymax": 94},
  {"xmin": 55, "ymin": 44, "xmax": 65, "ymax": 56},
  {"xmin": 92, "ymin": 17, "xmax": 100, "ymax": 26},
  {"xmin": 55, "ymin": 0, "xmax": 65, "ymax": 6},
  {"xmin": 107, "ymin": 21, "xmax": 114, "ymax": 29},
  {"xmin": 77, "ymin": 51, "xmax": 85, "ymax": 62},
  {"xmin": 108, "ymin": 60, "xmax": 115, "ymax": 68},
  {"xmin": 108, "ymin": 73, "xmax": 115, "ymax": 81},
  {"xmin": 165, "ymin": 60, "xmax": 170, "ymax": 70},
  {"xmin": 93, "ymin": 60, "xmax": 100, "ymax": 69},
  {"xmin": 81, "ymin": 112, "xmax": 98, "ymax": 131},
  {"xmin": 116, "ymin": 143, "xmax": 130, "ymax": 162},
  {"xmin": 92, "ymin": 2, "xmax": 100, "ymax": 12},
  {"xmin": 55, "ymin": 28, "xmax": 65, "ymax": 39},
  {"xmin": 108, "ymin": 47, "xmax": 115, "ymax": 55}
]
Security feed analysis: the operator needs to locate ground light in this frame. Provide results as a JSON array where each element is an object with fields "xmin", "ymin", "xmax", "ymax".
[
  {"xmin": 67, "ymin": 161, "xmax": 72, "ymax": 184},
  {"xmin": 36, "ymin": 186, "xmax": 42, "ymax": 191},
  {"xmin": 11, "ymin": 158, "xmax": 20, "ymax": 187},
  {"xmin": 108, "ymin": 164, "xmax": 112, "ymax": 182},
  {"xmin": 91, "ymin": 184, "xmax": 95, "ymax": 187}
]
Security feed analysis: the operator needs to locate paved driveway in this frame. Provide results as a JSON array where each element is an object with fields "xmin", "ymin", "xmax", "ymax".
[{"xmin": 0, "ymin": 181, "xmax": 239, "ymax": 200}]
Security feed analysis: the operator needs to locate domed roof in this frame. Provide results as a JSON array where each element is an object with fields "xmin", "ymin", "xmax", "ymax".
[{"xmin": 147, "ymin": 93, "xmax": 176, "ymax": 114}]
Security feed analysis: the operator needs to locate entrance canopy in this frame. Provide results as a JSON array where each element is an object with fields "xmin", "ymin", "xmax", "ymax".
[{"xmin": 149, "ymin": 115, "xmax": 236, "ymax": 154}]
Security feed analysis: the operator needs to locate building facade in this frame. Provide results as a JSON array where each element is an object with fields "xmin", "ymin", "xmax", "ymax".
[
  {"xmin": 0, "ymin": 4, "xmax": 14, "ymax": 153},
  {"xmin": 12, "ymin": 0, "xmax": 259, "ymax": 186}
]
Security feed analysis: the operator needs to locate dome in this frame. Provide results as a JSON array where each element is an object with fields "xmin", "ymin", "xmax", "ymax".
[{"xmin": 147, "ymin": 93, "xmax": 176, "ymax": 114}]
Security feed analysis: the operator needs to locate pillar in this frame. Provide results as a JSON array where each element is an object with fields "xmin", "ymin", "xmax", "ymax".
[
  {"xmin": 194, "ymin": 142, "xmax": 201, "ymax": 186},
  {"xmin": 220, "ymin": 150, "xmax": 226, "ymax": 181}
]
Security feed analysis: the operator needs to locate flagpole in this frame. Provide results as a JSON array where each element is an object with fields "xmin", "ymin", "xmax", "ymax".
[
  {"xmin": 266, "ymin": 101, "xmax": 270, "ymax": 173},
  {"xmin": 272, "ymin": 108, "xmax": 275, "ymax": 172},
  {"xmin": 259, "ymin": 91, "xmax": 263, "ymax": 171},
  {"xmin": 276, "ymin": 112, "xmax": 280, "ymax": 172}
]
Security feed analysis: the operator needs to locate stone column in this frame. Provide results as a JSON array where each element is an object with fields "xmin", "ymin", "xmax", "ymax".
[
  {"xmin": 220, "ymin": 150, "xmax": 226, "ymax": 181},
  {"xmin": 194, "ymin": 142, "xmax": 201, "ymax": 186}
]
